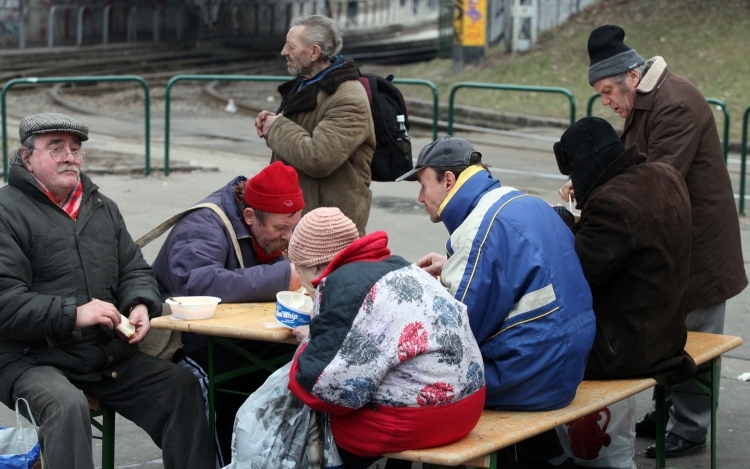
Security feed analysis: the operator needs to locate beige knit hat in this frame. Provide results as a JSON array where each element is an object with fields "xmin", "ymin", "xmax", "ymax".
[{"xmin": 288, "ymin": 207, "xmax": 359, "ymax": 267}]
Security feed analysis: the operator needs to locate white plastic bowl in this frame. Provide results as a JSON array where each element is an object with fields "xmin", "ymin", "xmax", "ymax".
[
  {"xmin": 165, "ymin": 296, "xmax": 221, "ymax": 320},
  {"xmin": 275, "ymin": 291, "xmax": 313, "ymax": 328}
]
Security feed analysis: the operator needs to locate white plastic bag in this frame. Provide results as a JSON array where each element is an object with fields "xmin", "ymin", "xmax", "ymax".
[
  {"xmin": 556, "ymin": 396, "xmax": 636, "ymax": 469},
  {"xmin": 224, "ymin": 361, "xmax": 311, "ymax": 469},
  {"xmin": 0, "ymin": 398, "xmax": 41, "ymax": 469}
]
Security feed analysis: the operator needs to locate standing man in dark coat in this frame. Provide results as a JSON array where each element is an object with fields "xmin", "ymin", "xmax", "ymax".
[
  {"xmin": 559, "ymin": 25, "xmax": 747, "ymax": 458},
  {"xmin": 255, "ymin": 14, "xmax": 376, "ymax": 235},
  {"xmin": 0, "ymin": 113, "xmax": 213, "ymax": 469},
  {"xmin": 553, "ymin": 117, "xmax": 696, "ymax": 386}
]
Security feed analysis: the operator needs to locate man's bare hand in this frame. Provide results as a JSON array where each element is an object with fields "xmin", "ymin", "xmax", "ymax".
[
  {"xmin": 259, "ymin": 112, "xmax": 281, "ymax": 138},
  {"xmin": 292, "ymin": 325, "xmax": 309, "ymax": 343},
  {"xmin": 415, "ymin": 252, "xmax": 447, "ymax": 277},
  {"xmin": 76, "ymin": 299, "xmax": 121, "ymax": 329},
  {"xmin": 255, "ymin": 110, "xmax": 274, "ymax": 138},
  {"xmin": 125, "ymin": 305, "xmax": 151, "ymax": 344},
  {"xmin": 289, "ymin": 263, "xmax": 302, "ymax": 292},
  {"xmin": 558, "ymin": 180, "xmax": 575, "ymax": 203}
]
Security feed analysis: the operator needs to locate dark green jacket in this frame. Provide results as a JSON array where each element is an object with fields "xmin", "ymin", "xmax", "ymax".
[{"xmin": 0, "ymin": 162, "xmax": 161, "ymax": 407}]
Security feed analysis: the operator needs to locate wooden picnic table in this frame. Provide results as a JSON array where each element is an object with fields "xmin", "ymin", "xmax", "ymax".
[
  {"xmin": 150, "ymin": 302, "xmax": 298, "ymax": 344},
  {"xmin": 150, "ymin": 302, "xmax": 298, "ymax": 438}
]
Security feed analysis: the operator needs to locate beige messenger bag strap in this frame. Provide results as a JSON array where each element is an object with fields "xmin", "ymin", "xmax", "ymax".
[
  {"xmin": 135, "ymin": 202, "xmax": 244, "ymax": 268},
  {"xmin": 135, "ymin": 202, "xmax": 244, "ymax": 360}
]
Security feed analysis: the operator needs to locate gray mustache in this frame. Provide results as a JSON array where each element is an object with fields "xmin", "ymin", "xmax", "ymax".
[{"xmin": 58, "ymin": 165, "xmax": 80, "ymax": 175}]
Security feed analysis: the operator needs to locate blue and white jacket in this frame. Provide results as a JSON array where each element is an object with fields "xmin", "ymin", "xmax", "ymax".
[{"xmin": 439, "ymin": 166, "xmax": 596, "ymax": 411}]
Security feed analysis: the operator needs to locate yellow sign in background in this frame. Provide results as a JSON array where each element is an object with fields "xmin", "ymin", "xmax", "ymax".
[{"xmin": 454, "ymin": 0, "xmax": 486, "ymax": 47}]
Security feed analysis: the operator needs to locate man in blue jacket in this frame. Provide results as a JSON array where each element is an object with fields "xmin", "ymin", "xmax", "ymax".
[
  {"xmin": 398, "ymin": 136, "xmax": 595, "ymax": 468},
  {"xmin": 152, "ymin": 161, "xmax": 303, "ymax": 465}
]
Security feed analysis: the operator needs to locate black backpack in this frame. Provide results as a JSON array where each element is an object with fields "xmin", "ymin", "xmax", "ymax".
[{"xmin": 357, "ymin": 72, "xmax": 414, "ymax": 182}]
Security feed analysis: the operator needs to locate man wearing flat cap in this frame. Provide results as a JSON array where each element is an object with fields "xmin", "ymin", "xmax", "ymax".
[
  {"xmin": 0, "ymin": 113, "xmax": 213, "ymax": 469},
  {"xmin": 152, "ymin": 160, "xmax": 304, "ymax": 464},
  {"xmin": 558, "ymin": 24, "xmax": 747, "ymax": 458},
  {"xmin": 401, "ymin": 136, "xmax": 596, "ymax": 468}
]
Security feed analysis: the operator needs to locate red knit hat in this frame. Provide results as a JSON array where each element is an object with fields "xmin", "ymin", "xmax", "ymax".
[{"xmin": 244, "ymin": 162, "xmax": 304, "ymax": 213}]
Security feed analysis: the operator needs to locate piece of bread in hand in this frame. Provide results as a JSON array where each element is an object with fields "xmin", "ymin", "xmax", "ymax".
[{"xmin": 116, "ymin": 313, "xmax": 136, "ymax": 338}]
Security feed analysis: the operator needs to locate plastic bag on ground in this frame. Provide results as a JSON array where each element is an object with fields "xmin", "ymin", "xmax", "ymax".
[
  {"xmin": 0, "ymin": 398, "xmax": 41, "ymax": 469},
  {"xmin": 223, "ymin": 361, "xmax": 311, "ymax": 469},
  {"xmin": 556, "ymin": 396, "xmax": 637, "ymax": 469}
]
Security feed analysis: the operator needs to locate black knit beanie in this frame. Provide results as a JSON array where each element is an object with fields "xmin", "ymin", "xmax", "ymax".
[
  {"xmin": 554, "ymin": 117, "xmax": 625, "ymax": 207},
  {"xmin": 587, "ymin": 25, "xmax": 645, "ymax": 85}
]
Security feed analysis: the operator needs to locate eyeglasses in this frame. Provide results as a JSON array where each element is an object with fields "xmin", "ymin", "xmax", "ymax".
[{"xmin": 33, "ymin": 146, "xmax": 86, "ymax": 163}]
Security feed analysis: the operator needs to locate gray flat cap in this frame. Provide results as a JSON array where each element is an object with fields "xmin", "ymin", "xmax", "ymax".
[{"xmin": 19, "ymin": 113, "xmax": 89, "ymax": 143}]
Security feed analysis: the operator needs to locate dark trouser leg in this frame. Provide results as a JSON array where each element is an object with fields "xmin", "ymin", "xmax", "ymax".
[
  {"xmin": 337, "ymin": 448, "xmax": 411, "ymax": 469},
  {"xmin": 668, "ymin": 302, "xmax": 725, "ymax": 441},
  {"xmin": 11, "ymin": 366, "xmax": 95, "ymax": 469},
  {"xmin": 646, "ymin": 303, "xmax": 725, "ymax": 441},
  {"xmin": 79, "ymin": 352, "xmax": 214, "ymax": 469},
  {"xmin": 174, "ymin": 341, "xmax": 297, "ymax": 465},
  {"xmin": 497, "ymin": 429, "xmax": 565, "ymax": 467}
]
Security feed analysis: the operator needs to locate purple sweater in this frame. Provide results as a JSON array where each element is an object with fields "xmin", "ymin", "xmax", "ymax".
[{"xmin": 152, "ymin": 176, "xmax": 290, "ymax": 354}]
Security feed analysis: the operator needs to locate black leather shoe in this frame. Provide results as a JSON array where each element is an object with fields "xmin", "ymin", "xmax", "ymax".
[
  {"xmin": 635, "ymin": 414, "xmax": 656, "ymax": 438},
  {"xmin": 645, "ymin": 431, "xmax": 706, "ymax": 458}
]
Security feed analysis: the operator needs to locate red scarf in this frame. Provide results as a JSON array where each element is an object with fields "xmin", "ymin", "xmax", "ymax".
[
  {"xmin": 251, "ymin": 237, "xmax": 284, "ymax": 264},
  {"xmin": 312, "ymin": 231, "xmax": 391, "ymax": 287},
  {"xmin": 36, "ymin": 177, "xmax": 83, "ymax": 219}
]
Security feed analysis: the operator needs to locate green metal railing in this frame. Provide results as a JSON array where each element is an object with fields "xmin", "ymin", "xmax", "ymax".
[
  {"xmin": 2, "ymin": 76, "xmax": 150, "ymax": 182},
  {"xmin": 392, "ymin": 78, "xmax": 439, "ymax": 142},
  {"xmin": 587, "ymin": 93, "xmax": 730, "ymax": 162},
  {"xmin": 706, "ymin": 98, "xmax": 729, "ymax": 163},
  {"xmin": 164, "ymin": 75, "xmax": 439, "ymax": 176},
  {"xmin": 740, "ymin": 106, "xmax": 750, "ymax": 215},
  {"xmin": 164, "ymin": 75, "xmax": 288, "ymax": 176},
  {"xmin": 448, "ymin": 83, "xmax": 576, "ymax": 135}
]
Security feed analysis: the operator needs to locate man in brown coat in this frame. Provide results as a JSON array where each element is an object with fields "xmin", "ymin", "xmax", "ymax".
[
  {"xmin": 559, "ymin": 25, "xmax": 747, "ymax": 458},
  {"xmin": 554, "ymin": 117, "xmax": 696, "ymax": 386},
  {"xmin": 255, "ymin": 14, "xmax": 376, "ymax": 235}
]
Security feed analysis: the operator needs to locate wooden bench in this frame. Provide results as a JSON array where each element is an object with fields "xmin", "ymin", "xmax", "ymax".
[{"xmin": 385, "ymin": 332, "xmax": 742, "ymax": 469}]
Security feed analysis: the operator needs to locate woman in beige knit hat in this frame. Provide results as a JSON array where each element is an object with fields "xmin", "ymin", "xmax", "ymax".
[{"xmin": 287, "ymin": 207, "xmax": 486, "ymax": 469}]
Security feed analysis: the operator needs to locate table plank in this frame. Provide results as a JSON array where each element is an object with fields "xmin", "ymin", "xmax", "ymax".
[{"xmin": 150, "ymin": 303, "xmax": 297, "ymax": 344}]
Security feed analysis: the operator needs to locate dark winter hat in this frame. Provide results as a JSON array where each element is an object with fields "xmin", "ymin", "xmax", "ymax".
[
  {"xmin": 396, "ymin": 136, "xmax": 482, "ymax": 182},
  {"xmin": 19, "ymin": 113, "xmax": 89, "ymax": 144},
  {"xmin": 553, "ymin": 117, "xmax": 625, "ymax": 207},
  {"xmin": 587, "ymin": 25, "xmax": 645, "ymax": 85}
]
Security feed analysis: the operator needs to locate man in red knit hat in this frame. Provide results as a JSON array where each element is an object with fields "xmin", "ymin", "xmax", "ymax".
[{"xmin": 152, "ymin": 161, "xmax": 304, "ymax": 465}]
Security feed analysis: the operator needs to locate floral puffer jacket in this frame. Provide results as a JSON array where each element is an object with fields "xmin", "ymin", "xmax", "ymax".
[{"xmin": 289, "ymin": 232, "xmax": 486, "ymax": 457}]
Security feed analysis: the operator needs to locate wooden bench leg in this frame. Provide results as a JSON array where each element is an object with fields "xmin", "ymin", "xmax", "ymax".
[
  {"xmin": 87, "ymin": 395, "xmax": 116, "ymax": 469},
  {"xmin": 654, "ymin": 357, "xmax": 721, "ymax": 469}
]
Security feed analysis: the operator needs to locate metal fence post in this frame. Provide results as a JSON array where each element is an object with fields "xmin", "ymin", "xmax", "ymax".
[
  {"xmin": 102, "ymin": 5, "xmax": 110, "ymax": 44},
  {"xmin": 48, "ymin": 5, "xmax": 57, "ymax": 47},
  {"xmin": 740, "ymin": 106, "xmax": 749, "ymax": 215},
  {"xmin": 19, "ymin": 8, "xmax": 28, "ymax": 49},
  {"xmin": 448, "ymin": 82, "xmax": 576, "ymax": 135},
  {"xmin": 2, "ymin": 76, "xmax": 151, "ymax": 181},
  {"xmin": 706, "ymin": 98, "xmax": 730, "ymax": 163},
  {"xmin": 77, "ymin": 6, "xmax": 87, "ymax": 46},
  {"xmin": 392, "ymin": 78, "xmax": 440, "ymax": 142}
]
